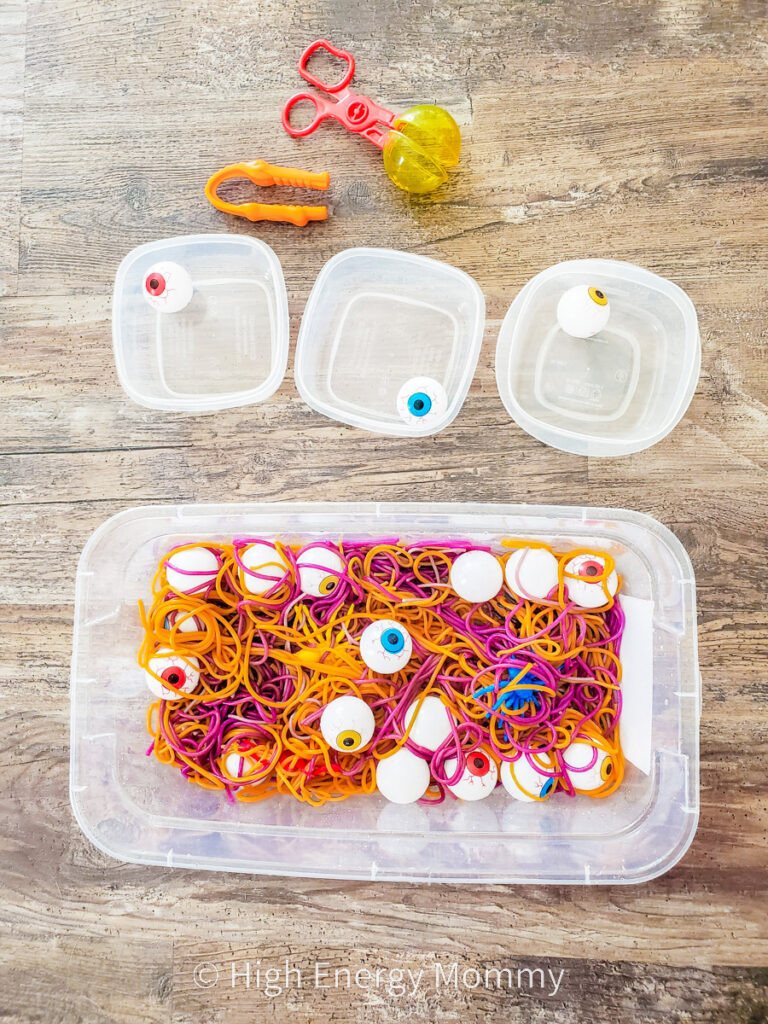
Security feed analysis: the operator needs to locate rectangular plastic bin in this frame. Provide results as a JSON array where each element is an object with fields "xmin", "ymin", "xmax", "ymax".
[{"xmin": 70, "ymin": 502, "xmax": 700, "ymax": 884}]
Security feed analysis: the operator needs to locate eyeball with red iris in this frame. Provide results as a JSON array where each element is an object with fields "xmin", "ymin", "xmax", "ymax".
[
  {"xmin": 142, "ymin": 261, "xmax": 194, "ymax": 313},
  {"xmin": 444, "ymin": 749, "xmax": 498, "ymax": 801},
  {"xmin": 396, "ymin": 376, "xmax": 448, "ymax": 429},
  {"xmin": 145, "ymin": 647, "xmax": 199, "ymax": 700},
  {"xmin": 403, "ymin": 696, "xmax": 453, "ymax": 752},
  {"xmin": 239, "ymin": 541, "xmax": 289, "ymax": 596},
  {"xmin": 504, "ymin": 547, "xmax": 559, "ymax": 601},
  {"xmin": 450, "ymin": 550, "xmax": 503, "ymax": 603},
  {"xmin": 375, "ymin": 747, "xmax": 431, "ymax": 804},
  {"xmin": 562, "ymin": 739, "xmax": 615, "ymax": 793},
  {"xmin": 165, "ymin": 545, "xmax": 220, "ymax": 595},
  {"xmin": 564, "ymin": 553, "xmax": 618, "ymax": 608},
  {"xmin": 500, "ymin": 752, "xmax": 556, "ymax": 802},
  {"xmin": 320, "ymin": 695, "xmax": 376, "ymax": 753},
  {"xmin": 296, "ymin": 545, "xmax": 344, "ymax": 598},
  {"xmin": 556, "ymin": 284, "xmax": 610, "ymax": 338},
  {"xmin": 360, "ymin": 620, "xmax": 412, "ymax": 674}
]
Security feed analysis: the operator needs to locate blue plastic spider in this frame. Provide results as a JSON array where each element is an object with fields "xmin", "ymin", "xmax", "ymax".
[{"xmin": 473, "ymin": 668, "xmax": 543, "ymax": 716}]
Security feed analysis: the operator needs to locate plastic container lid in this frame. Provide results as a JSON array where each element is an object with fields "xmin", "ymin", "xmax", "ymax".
[
  {"xmin": 495, "ymin": 260, "xmax": 701, "ymax": 457},
  {"xmin": 69, "ymin": 501, "xmax": 700, "ymax": 884},
  {"xmin": 295, "ymin": 248, "xmax": 485, "ymax": 436},
  {"xmin": 112, "ymin": 234, "xmax": 289, "ymax": 412}
]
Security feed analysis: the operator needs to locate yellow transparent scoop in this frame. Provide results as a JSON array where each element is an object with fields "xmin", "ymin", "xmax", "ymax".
[{"xmin": 383, "ymin": 105, "xmax": 462, "ymax": 194}]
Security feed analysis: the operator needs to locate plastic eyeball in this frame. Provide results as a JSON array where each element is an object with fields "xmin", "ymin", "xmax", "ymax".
[
  {"xmin": 145, "ymin": 647, "xmax": 199, "ymax": 700},
  {"xmin": 396, "ymin": 376, "xmax": 448, "ymax": 429},
  {"xmin": 296, "ymin": 545, "xmax": 344, "ymax": 598},
  {"xmin": 142, "ymin": 261, "xmax": 194, "ymax": 313},
  {"xmin": 239, "ymin": 541, "xmax": 288, "ymax": 596},
  {"xmin": 449, "ymin": 549, "xmax": 503, "ymax": 603},
  {"xmin": 562, "ymin": 739, "xmax": 614, "ymax": 792},
  {"xmin": 444, "ymin": 749, "xmax": 498, "ymax": 801},
  {"xmin": 319, "ymin": 695, "xmax": 376, "ymax": 753},
  {"xmin": 563, "ymin": 553, "xmax": 618, "ymax": 608},
  {"xmin": 360, "ymin": 620, "xmax": 413, "ymax": 674},
  {"xmin": 500, "ymin": 753, "xmax": 556, "ymax": 802},
  {"xmin": 163, "ymin": 609, "xmax": 203, "ymax": 633},
  {"xmin": 165, "ymin": 546, "xmax": 220, "ymax": 595},
  {"xmin": 223, "ymin": 742, "xmax": 266, "ymax": 783},
  {"xmin": 375, "ymin": 747, "xmax": 431, "ymax": 804},
  {"xmin": 403, "ymin": 696, "xmax": 453, "ymax": 752},
  {"xmin": 504, "ymin": 547, "xmax": 559, "ymax": 601},
  {"xmin": 556, "ymin": 284, "xmax": 610, "ymax": 339}
]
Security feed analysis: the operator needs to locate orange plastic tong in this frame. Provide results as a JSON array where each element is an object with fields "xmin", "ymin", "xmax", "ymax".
[{"xmin": 205, "ymin": 159, "xmax": 330, "ymax": 226}]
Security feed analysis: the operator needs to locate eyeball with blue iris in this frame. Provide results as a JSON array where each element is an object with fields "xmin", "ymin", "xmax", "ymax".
[
  {"xmin": 396, "ymin": 376, "xmax": 448, "ymax": 429},
  {"xmin": 320, "ymin": 695, "xmax": 376, "ymax": 753},
  {"xmin": 375, "ymin": 747, "xmax": 431, "ymax": 804},
  {"xmin": 504, "ymin": 546, "xmax": 559, "ymax": 601},
  {"xmin": 359, "ymin": 620, "xmax": 413, "ymax": 674},
  {"xmin": 449, "ymin": 549, "xmax": 504, "ymax": 603},
  {"xmin": 143, "ymin": 261, "xmax": 194, "ymax": 314},
  {"xmin": 500, "ymin": 752, "xmax": 557, "ymax": 802},
  {"xmin": 239, "ymin": 541, "xmax": 289, "ymax": 596},
  {"xmin": 556, "ymin": 284, "xmax": 610, "ymax": 339},
  {"xmin": 563, "ymin": 553, "xmax": 618, "ymax": 608},
  {"xmin": 163, "ymin": 608, "xmax": 203, "ymax": 633},
  {"xmin": 165, "ymin": 545, "xmax": 220, "ymax": 595},
  {"xmin": 403, "ymin": 696, "xmax": 453, "ymax": 752},
  {"xmin": 444, "ymin": 749, "xmax": 498, "ymax": 801},
  {"xmin": 296, "ymin": 544, "xmax": 344, "ymax": 598},
  {"xmin": 562, "ymin": 738, "xmax": 615, "ymax": 793},
  {"xmin": 145, "ymin": 647, "xmax": 200, "ymax": 700}
]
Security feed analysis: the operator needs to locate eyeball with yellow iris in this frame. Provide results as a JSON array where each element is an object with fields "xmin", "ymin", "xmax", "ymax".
[
  {"xmin": 562, "ymin": 739, "xmax": 615, "ymax": 793},
  {"xmin": 444, "ymin": 749, "xmax": 498, "ymax": 801},
  {"xmin": 396, "ymin": 376, "xmax": 448, "ymax": 429},
  {"xmin": 145, "ymin": 647, "xmax": 200, "ymax": 700},
  {"xmin": 500, "ymin": 752, "xmax": 556, "ymax": 802},
  {"xmin": 556, "ymin": 284, "xmax": 610, "ymax": 338},
  {"xmin": 504, "ymin": 547, "xmax": 559, "ymax": 601},
  {"xmin": 359, "ymin": 620, "xmax": 413, "ymax": 674},
  {"xmin": 142, "ymin": 261, "xmax": 194, "ymax": 314},
  {"xmin": 239, "ymin": 541, "xmax": 289, "ymax": 596},
  {"xmin": 319, "ymin": 695, "xmax": 376, "ymax": 753},
  {"xmin": 564, "ymin": 553, "xmax": 618, "ymax": 608},
  {"xmin": 296, "ymin": 545, "xmax": 344, "ymax": 598},
  {"xmin": 165, "ymin": 545, "xmax": 220, "ymax": 595},
  {"xmin": 375, "ymin": 747, "xmax": 431, "ymax": 804}
]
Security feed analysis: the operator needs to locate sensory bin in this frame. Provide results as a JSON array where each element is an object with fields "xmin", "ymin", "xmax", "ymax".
[{"xmin": 140, "ymin": 537, "xmax": 626, "ymax": 807}]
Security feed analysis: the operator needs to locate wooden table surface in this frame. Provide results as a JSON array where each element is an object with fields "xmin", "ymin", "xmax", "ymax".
[{"xmin": 1, "ymin": 1, "xmax": 767, "ymax": 1021}]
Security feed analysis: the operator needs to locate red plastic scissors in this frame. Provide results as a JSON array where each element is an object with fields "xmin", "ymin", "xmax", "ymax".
[{"xmin": 282, "ymin": 39, "xmax": 397, "ymax": 150}]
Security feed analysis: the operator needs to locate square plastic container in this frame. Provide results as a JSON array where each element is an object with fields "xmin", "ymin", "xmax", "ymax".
[
  {"xmin": 294, "ymin": 248, "xmax": 485, "ymax": 436},
  {"xmin": 112, "ymin": 234, "xmax": 289, "ymax": 412},
  {"xmin": 495, "ymin": 260, "xmax": 701, "ymax": 457},
  {"xmin": 70, "ymin": 502, "xmax": 700, "ymax": 884}
]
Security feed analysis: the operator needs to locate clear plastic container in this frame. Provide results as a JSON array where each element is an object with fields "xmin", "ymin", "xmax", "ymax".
[
  {"xmin": 495, "ymin": 260, "xmax": 701, "ymax": 457},
  {"xmin": 112, "ymin": 235, "xmax": 289, "ymax": 412},
  {"xmin": 70, "ymin": 502, "xmax": 700, "ymax": 884},
  {"xmin": 294, "ymin": 248, "xmax": 485, "ymax": 436}
]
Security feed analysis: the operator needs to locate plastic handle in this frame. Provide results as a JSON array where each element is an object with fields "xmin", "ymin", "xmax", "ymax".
[
  {"xmin": 282, "ymin": 92, "xmax": 334, "ymax": 138},
  {"xmin": 297, "ymin": 38, "xmax": 355, "ymax": 93}
]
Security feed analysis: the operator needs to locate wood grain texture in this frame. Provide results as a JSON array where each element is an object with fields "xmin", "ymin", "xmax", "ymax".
[{"xmin": 1, "ymin": 0, "xmax": 768, "ymax": 1021}]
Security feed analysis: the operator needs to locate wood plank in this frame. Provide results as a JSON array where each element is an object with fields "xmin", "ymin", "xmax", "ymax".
[{"xmin": 0, "ymin": 2, "xmax": 26, "ymax": 295}]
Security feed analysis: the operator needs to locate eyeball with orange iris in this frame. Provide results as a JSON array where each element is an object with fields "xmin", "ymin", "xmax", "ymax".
[
  {"xmin": 142, "ymin": 261, "xmax": 194, "ymax": 314},
  {"xmin": 564, "ymin": 553, "xmax": 618, "ymax": 608},
  {"xmin": 319, "ymin": 695, "xmax": 376, "ymax": 753},
  {"xmin": 562, "ymin": 739, "xmax": 615, "ymax": 793},
  {"xmin": 396, "ymin": 376, "xmax": 448, "ymax": 429},
  {"xmin": 296, "ymin": 545, "xmax": 344, "ymax": 598},
  {"xmin": 239, "ymin": 541, "xmax": 289, "ymax": 596},
  {"xmin": 145, "ymin": 647, "xmax": 200, "ymax": 700},
  {"xmin": 444, "ymin": 749, "xmax": 498, "ymax": 801},
  {"xmin": 360, "ymin": 620, "xmax": 413, "ymax": 674},
  {"xmin": 556, "ymin": 284, "xmax": 610, "ymax": 338},
  {"xmin": 500, "ymin": 752, "xmax": 556, "ymax": 802}
]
